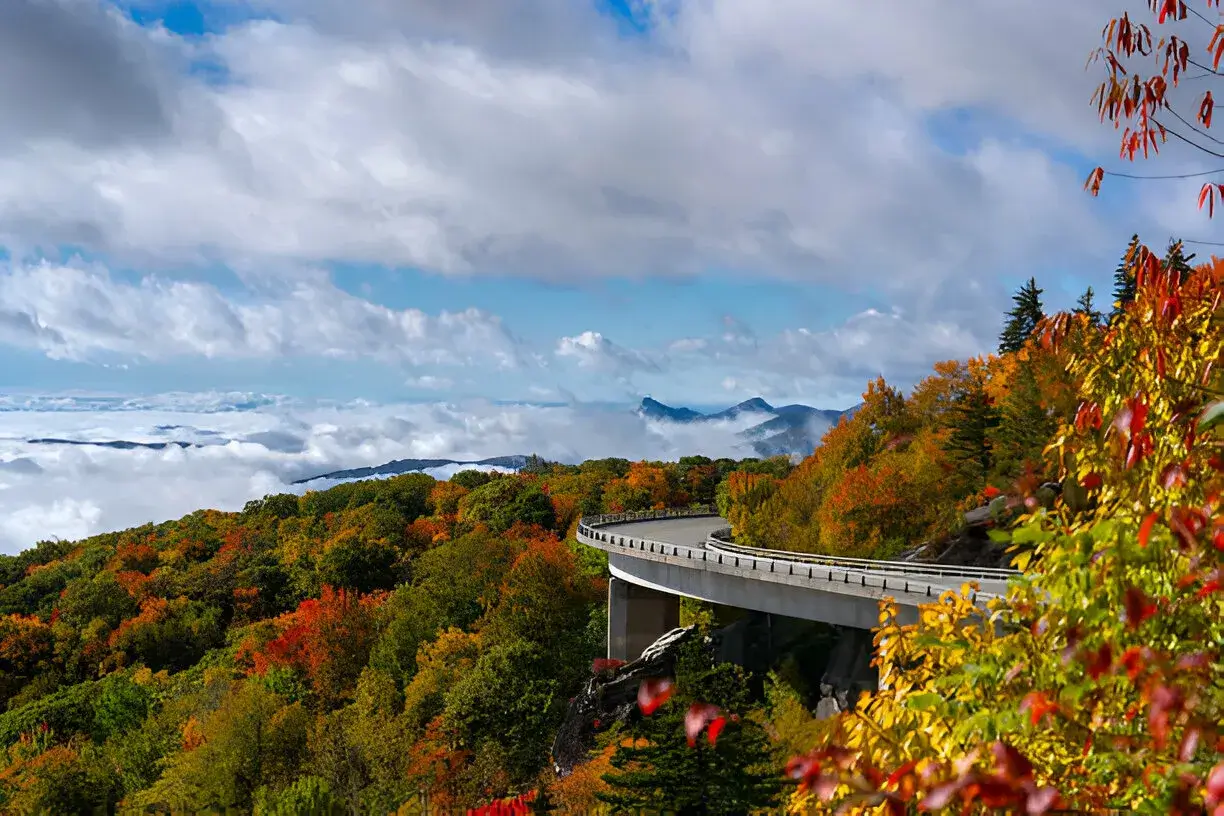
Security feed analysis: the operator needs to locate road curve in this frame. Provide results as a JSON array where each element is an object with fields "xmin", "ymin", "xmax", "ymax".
[{"xmin": 577, "ymin": 509, "xmax": 1016, "ymax": 628}]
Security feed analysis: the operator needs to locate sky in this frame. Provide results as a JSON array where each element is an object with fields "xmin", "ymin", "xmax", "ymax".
[{"xmin": 1, "ymin": 0, "xmax": 1221, "ymax": 550}]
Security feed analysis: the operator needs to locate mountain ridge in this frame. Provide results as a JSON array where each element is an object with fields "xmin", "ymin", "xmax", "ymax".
[{"xmin": 636, "ymin": 396, "xmax": 859, "ymax": 458}]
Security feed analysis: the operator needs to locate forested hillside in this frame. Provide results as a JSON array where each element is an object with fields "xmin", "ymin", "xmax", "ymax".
[
  {"xmin": 716, "ymin": 245, "xmax": 1216, "ymax": 561},
  {"xmin": 0, "ymin": 453, "xmax": 793, "ymax": 813}
]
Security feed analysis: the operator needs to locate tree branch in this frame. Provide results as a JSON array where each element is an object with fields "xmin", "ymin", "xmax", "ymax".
[
  {"xmin": 1163, "ymin": 104, "xmax": 1224, "ymax": 144},
  {"xmin": 1151, "ymin": 117, "xmax": 1224, "ymax": 159}
]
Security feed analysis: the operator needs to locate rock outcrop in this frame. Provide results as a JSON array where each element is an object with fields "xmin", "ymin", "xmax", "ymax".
[
  {"xmin": 552, "ymin": 627, "xmax": 699, "ymax": 777},
  {"xmin": 551, "ymin": 618, "xmax": 877, "ymax": 777}
]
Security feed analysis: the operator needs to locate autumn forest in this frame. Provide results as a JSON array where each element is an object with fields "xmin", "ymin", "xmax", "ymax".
[{"xmin": 3, "ymin": 0, "xmax": 1224, "ymax": 813}]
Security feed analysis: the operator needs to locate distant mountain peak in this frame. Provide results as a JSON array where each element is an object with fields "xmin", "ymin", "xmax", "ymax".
[
  {"xmin": 703, "ymin": 397, "xmax": 775, "ymax": 422},
  {"xmin": 637, "ymin": 397, "xmax": 704, "ymax": 423},
  {"xmin": 737, "ymin": 397, "xmax": 773, "ymax": 412}
]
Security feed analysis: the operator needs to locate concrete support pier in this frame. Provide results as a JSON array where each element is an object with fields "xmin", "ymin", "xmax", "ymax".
[{"xmin": 607, "ymin": 576, "xmax": 681, "ymax": 661}]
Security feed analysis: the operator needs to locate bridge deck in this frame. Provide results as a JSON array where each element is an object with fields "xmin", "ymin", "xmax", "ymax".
[
  {"xmin": 599, "ymin": 516, "xmax": 1010, "ymax": 598},
  {"xmin": 578, "ymin": 512, "xmax": 1014, "ymax": 629}
]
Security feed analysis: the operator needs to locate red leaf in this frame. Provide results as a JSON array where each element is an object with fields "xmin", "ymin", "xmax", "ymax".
[
  {"xmin": 785, "ymin": 754, "xmax": 820, "ymax": 785},
  {"xmin": 1082, "ymin": 472, "xmax": 1103, "ymax": 490},
  {"xmin": 920, "ymin": 781, "xmax": 963, "ymax": 810},
  {"xmin": 886, "ymin": 760, "xmax": 919, "ymax": 787},
  {"xmin": 1161, "ymin": 464, "xmax": 1188, "ymax": 489},
  {"xmin": 636, "ymin": 677, "xmax": 674, "ymax": 716},
  {"xmin": 1176, "ymin": 652, "xmax": 1210, "ymax": 671},
  {"xmin": 1179, "ymin": 726, "xmax": 1201, "ymax": 762},
  {"xmin": 1198, "ymin": 579, "xmax": 1222, "ymax": 598},
  {"xmin": 1148, "ymin": 685, "xmax": 1184, "ymax": 749},
  {"xmin": 1120, "ymin": 646, "xmax": 1147, "ymax": 681},
  {"xmin": 1200, "ymin": 182, "xmax": 1217, "ymax": 217},
  {"xmin": 705, "ymin": 715, "xmax": 727, "ymax": 745},
  {"xmin": 1085, "ymin": 643, "xmax": 1113, "ymax": 680},
  {"xmin": 1139, "ymin": 512, "xmax": 1160, "ymax": 548},
  {"xmin": 1206, "ymin": 761, "xmax": 1224, "ymax": 806},
  {"xmin": 811, "ymin": 774, "xmax": 839, "ymax": 800},
  {"xmin": 684, "ymin": 702, "xmax": 722, "ymax": 747},
  {"xmin": 992, "ymin": 741, "xmax": 1034, "ymax": 782},
  {"xmin": 1020, "ymin": 692, "xmax": 1059, "ymax": 726},
  {"xmin": 1124, "ymin": 587, "xmax": 1158, "ymax": 628},
  {"xmin": 1025, "ymin": 786, "xmax": 1060, "ymax": 815}
]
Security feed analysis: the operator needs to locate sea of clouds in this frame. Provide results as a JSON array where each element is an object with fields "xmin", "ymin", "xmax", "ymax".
[{"xmin": 0, "ymin": 391, "xmax": 771, "ymax": 554}]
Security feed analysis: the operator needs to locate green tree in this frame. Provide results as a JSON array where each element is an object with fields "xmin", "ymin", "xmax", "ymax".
[
  {"xmin": 942, "ymin": 380, "xmax": 999, "ymax": 491},
  {"xmin": 1163, "ymin": 238, "xmax": 1196, "ymax": 285},
  {"xmin": 1073, "ymin": 285, "xmax": 1102, "ymax": 325},
  {"xmin": 450, "ymin": 469, "xmax": 494, "ymax": 490},
  {"xmin": 521, "ymin": 454, "xmax": 554, "ymax": 475},
  {"xmin": 132, "ymin": 680, "xmax": 310, "ymax": 813},
  {"xmin": 989, "ymin": 361, "xmax": 1056, "ymax": 482},
  {"xmin": 997, "ymin": 277, "xmax": 1045, "ymax": 354},
  {"xmin": 1110, "ymin": 233, "xmax": 1140, "ymax": 320},
  {"xmin": 600, "ymin": 641, "xmax": 781, "ymax": 814},
  {"xmin": 442, "ymin": 641, "xmax": 564, "ymax": 787},
  {"xmin": 505, "ymin": 483, "xmax": 556, "ymax": 531},
  {"xmin": 253, "ymin": 775, "xmax": 343, "ymax": 816},
  {"xmin": 316, "ymin": 538, "xmax": 397, "ymax": 594}
]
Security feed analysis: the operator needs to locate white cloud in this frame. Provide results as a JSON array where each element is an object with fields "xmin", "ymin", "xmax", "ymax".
[
  {"xmin": 0, "ymin": 0, "xmax": 1179, "ymax": 292},
  {"xmin": 595, "ymin": 304, "xmax": 993, "ymax": 402},
  {"xmin": 407, "ymin": 375, "xmax": 455, "ymax": 390},
  {"xmin": 0, "ymin": 393, "xmax": 767, "ymax": 553},
  {"xmin": 555, "ymin": 330, "xmax": 662, "ymax": 378},
  {"xmin": 0, "ymin": 260, "xmax": 521, "ymax": 367}
]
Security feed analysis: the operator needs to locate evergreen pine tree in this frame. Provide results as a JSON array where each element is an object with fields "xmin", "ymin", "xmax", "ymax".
[
  {"xmin": 599, "ymin": 640, "xmax": 780, "ymax": 815},
  {"xmin": 1163, "ymin": 239, "xmax": 1196, "ymax": 285},
  {"xmin": 1074, "ymin": 286, "xmax": 1103, "ymax": 325},
  {"xmin": 997, "ymin": 277, "xmax": 1045, "ymax": 354},
  {"xmin": 943, "ymin": 382, "xmax": 1000, "ymax": 491},
  {"xmin": 990, "ymin": 361, "xmax": 1058, "ymax": 482},
  {"xmin": 1110, "ymin": 234, "xmax": 1140, "ymax": 320}
]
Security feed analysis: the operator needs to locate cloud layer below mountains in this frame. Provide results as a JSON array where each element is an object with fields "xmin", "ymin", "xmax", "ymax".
[{"xmin": 0, "ymin": 392, "xmax": 777, "ymax": 554}]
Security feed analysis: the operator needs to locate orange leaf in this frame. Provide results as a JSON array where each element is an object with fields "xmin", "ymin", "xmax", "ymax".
[
  {"xmin": 1212, "ymin": 25, "xmax": 1224, "ymax": 70},
  {"xmin": 1084, "ymin": 167, "xmax": 1105, "ymax": 196},
  {"xmin": 1019, "ymin": 691, "xmax": 1059, "ymax": 725},
  {"xmin": 1139, "ymin": 512, "xmax": 1160, "ymax": 547}
]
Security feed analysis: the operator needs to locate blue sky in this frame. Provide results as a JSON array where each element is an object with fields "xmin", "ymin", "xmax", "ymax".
[{"xmin": 0, "ymin": 0, "xmax": 1215, "ymax": 409}]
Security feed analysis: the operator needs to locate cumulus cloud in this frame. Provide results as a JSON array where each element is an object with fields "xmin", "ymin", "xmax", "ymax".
[
  {"xmin": 0, "ymin": 0, "xmax": 176, "ymax": 149},
  {"xmin": 652, "ymin": 304, "xmax": 991, "ymax": 398},
  {"xmin": 0, "ymin": 261, "xmax": 522, "ymax": 367},
  {"xmin": 0, "ymin": 393, "xmax": 765, "ymax": 553},
  {"xmin": 0, "ymin": 0, "xmax": 1185, "ymax": 290},
  {"xmin": 555, "ymin": 330, "xmax": 662, "ymax": 379}
]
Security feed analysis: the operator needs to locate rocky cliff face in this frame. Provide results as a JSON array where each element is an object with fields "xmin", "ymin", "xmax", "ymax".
[
  {"xmin": 551, "ymin": 616, "xmax": 876, "ymax": 777},
  {"xmin": 551, "ymin": 627, "xmax": 698, "ymax": 776}
]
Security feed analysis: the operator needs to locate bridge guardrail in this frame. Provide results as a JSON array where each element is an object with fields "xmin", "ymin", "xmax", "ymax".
[
  {"xmin": 705, "ymin": 532, "xmax": 1018, "ymax": 582},
  {"xmin": 576, "ymin": 509, "xmax": 1016, "ymax": 601}
]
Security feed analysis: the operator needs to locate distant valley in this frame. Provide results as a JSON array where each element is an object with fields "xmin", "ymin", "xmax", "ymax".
[{"xmin": 17, "ymin": 397, "xmax": 856, "ymax": 487}]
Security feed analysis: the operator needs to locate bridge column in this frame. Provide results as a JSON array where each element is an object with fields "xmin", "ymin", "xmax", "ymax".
[{"xmin": 607, "ymin": 577, "xmax": 681, "ymax": 662}]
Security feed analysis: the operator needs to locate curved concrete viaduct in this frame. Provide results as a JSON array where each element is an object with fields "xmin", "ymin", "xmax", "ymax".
[{"xmin": 576, "ymin": 508, "xmax": 1016, "ymax": 661}]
